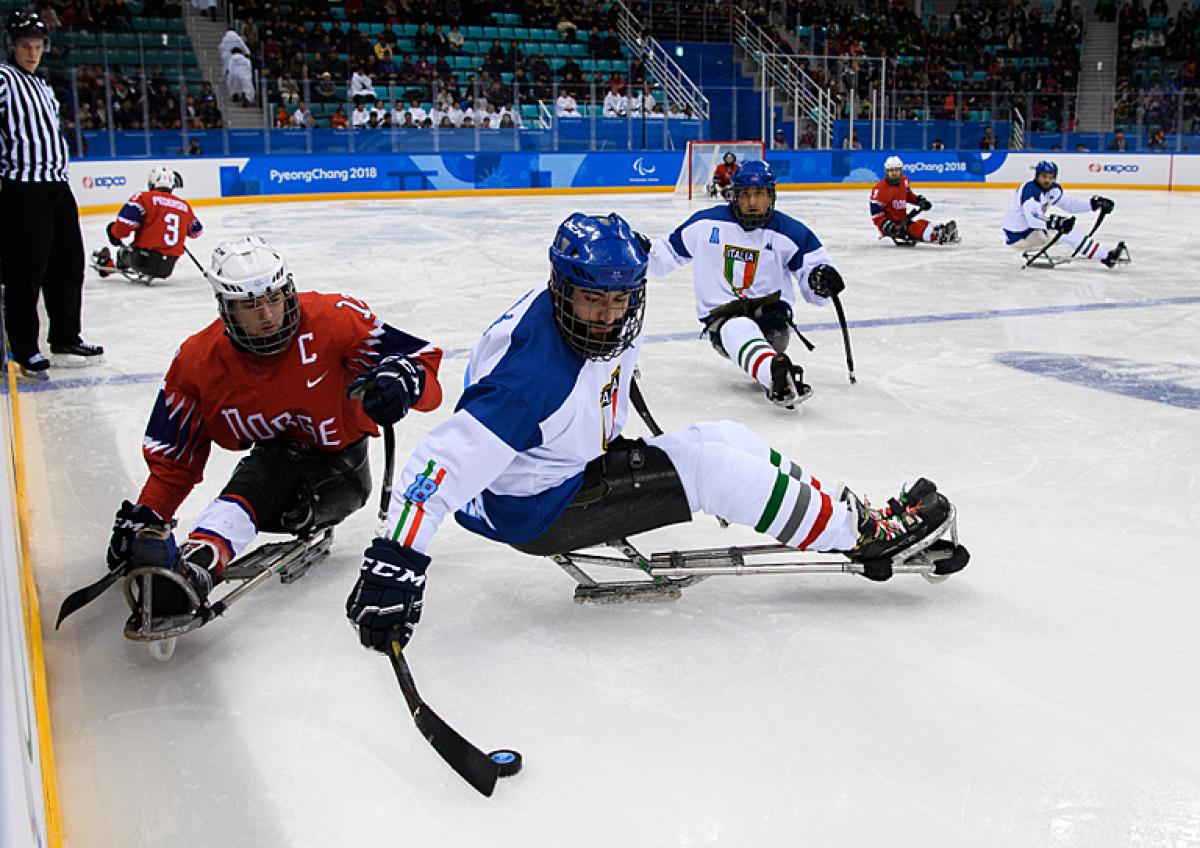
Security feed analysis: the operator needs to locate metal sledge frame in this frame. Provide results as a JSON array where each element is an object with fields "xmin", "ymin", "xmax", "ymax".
[
  {"xmin": 122, "ymin": 528, "xmax": 334, "ymax": 649},
  {"xmin": 550, "ymin": 510, "xmax": 968, "ymax": 603}
]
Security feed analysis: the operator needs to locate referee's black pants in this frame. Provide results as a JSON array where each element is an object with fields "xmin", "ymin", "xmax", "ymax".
[{"xmin": 0, "ymin": 179, "xmax": 86, "ymax": 361}]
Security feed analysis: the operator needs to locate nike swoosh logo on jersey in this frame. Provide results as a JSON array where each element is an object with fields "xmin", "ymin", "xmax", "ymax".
[{"xmin": 306, "ymin": 371, "xmax": 329, "ymax": 389}]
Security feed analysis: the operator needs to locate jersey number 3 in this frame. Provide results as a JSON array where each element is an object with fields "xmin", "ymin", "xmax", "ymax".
[{"xmin": 163, "ymin": 212, "xmax": 180, "ymax": 246}]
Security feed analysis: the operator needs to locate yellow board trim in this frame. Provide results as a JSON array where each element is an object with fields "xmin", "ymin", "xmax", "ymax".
[
  {"xmin": 75, "ymin": 179, "xmax": 1186, "ymax": 216},
  {"xmin": 8, "ymin": 361, "xmax": 62, "ymax": 848}
]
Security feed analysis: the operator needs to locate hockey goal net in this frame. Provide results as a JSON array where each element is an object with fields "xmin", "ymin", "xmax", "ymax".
[{"xmin": 674, "ymin": 140, "xmax": 766, "ymax": 200}]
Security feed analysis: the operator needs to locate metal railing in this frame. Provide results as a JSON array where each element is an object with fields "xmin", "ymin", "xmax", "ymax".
[
  {"xmin": 731, "ymin": 8, "xmax": 833, "ymax": 149},
  {"xmin": 613, "ymin": 0, "xmax": 710, "ymax": 121}
]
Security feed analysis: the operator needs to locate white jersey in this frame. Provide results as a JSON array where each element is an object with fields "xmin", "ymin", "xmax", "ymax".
[
  {"xmin": 1002, "ymin": 179, "xmax": 1094, "ymax": 244},
  {"xmin": 385, "ymin": 288, "xmax": 641, "ymax": 552},
  {"xmin": 648, "ymin": 205, "xmax": 834, "ymax": 321}
]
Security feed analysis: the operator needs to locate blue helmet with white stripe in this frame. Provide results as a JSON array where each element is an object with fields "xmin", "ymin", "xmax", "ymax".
[
  {"xmin": 548, "ymin": 213, "xmax": 648, "ymax": 360},
  {"xmin": 1034, "ymin": 160, "xmax": 1058, "ymax": 177},
  {"xmin": 729, "ymin": 160, "xmax": 777, "ymax": 229}
]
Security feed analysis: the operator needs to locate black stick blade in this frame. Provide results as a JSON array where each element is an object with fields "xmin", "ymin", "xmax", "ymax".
[
  {"xmin": 55, "ymin": 571, "xmax": 119, "ymax": 629},
  {"xmin": 413, "ymin": 704, "xmax": 502, "ymax": 797}
]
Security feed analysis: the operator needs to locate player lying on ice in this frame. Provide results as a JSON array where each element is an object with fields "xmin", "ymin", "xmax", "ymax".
[
  {"xmin": 640, "ymin": 160, "xmax": 843, "ymax": 411},
  {"xmin": 346, "ymin": 213, "xmax": 966, "ymax": 653},
  {"xmin": 870, "ymin": 156, "xmax": 958, "ymax": 246},
  {"xmin": 63, "ymin": 236, "xmax": 443, "ymax": 642},
  {"xmin": 91, "ymin": 166, "xmax": 203, "ymax": 283},
  {"xmin": 1003, "ymin": 160, "xmax": 1128, "ymax": 267}
]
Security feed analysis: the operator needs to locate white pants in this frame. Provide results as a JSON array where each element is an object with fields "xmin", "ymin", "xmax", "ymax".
[{"xmin": 649, "ymin": 420, "xmax": 858, "ymax": 551}]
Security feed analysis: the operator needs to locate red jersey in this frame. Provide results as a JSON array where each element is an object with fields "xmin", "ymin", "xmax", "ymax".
[
  {"xmin": 137, "ymin": 292, "xmax": 443, "ymax": 519},
  {"xmin": 109, "ymin": 189, "xmax": 203, "ymax": 256},
  {"xmin": 869, "ymin": 176, "xmax": 920, "ymax": 232},
  {"xmin": 713, "ymin": 162, "xmax": 738, "ymax": 187}
]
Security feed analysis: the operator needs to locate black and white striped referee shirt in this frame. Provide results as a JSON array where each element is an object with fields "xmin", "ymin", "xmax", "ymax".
[{"xmin": 0, "ymin": 61, "xmax": 70, "ymax": 182}]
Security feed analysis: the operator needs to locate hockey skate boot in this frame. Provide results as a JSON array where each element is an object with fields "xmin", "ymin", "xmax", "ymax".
[
  {"xmin": 92, "ymin": 247, "xmax": 116, "ymax": 278},
  {"xmin": 1101, "ymin": 241, "xmax": 1128, "ymax": 268},
  {"xmin": 50, "ymin": 339, "xmax": 105, "ymax": 367},
  {"xmin": 842, "ymin": 479, "xmax": 951, "ymax": 581},
  {"xmin": 129, "ymin": 527, "xmax": 217, "ymax": 619},
  {"xmin": 766, "ymin": 353, "xmax": 813, "ymax": 410},
  {"xmin": 934, "ymin": 221, "xmax": 959, "ymax": 244},
  {"xmin": 15, "ymin": 352, "xmax": 50, "ymax": 381}
]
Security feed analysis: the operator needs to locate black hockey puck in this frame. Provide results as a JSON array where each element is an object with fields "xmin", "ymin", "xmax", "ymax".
[{"xmin": 488, "ymin": 749, "xmax": 523, "ymax": 778}]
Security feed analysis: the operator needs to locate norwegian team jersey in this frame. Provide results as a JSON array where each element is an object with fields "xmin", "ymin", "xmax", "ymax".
[
  {"xmin": 648, "ymin": 205, "xmax": 834, "ymax": 320},
  {"xmin": 869, "ymin": 176, "xmax": 920, "ymax": 231},
  {"xmin": 138, "ymin": 291, "xmax": 443, "ymax": 519},
  {"xmin": 385, "ymin": 287, "xmax": 640, "ymax": 552},
  {"xmin": 109, "ymin": 189, "xmax": 203, "ymax": 256},
  {"xmin": 1001, "ymin": 180, "xmax": 1094, "ymax": 244}
]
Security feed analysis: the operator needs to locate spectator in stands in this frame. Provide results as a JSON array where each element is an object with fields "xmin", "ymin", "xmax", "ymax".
[
  {"xmin": 375, "ymin": 36, "xmax": 396, "ymax": 77},
  {"xmin": 274, "ymin": 103, "xmax": 290, "ymax": 128},
  {"xmin": 406, "ymin": 96, "xmax": 427, "ymax": 125},
  {"xmin": 292, "ymin": 101, "xmax": 314, "ymax": 129},
  {"xmin": 587, "ymin": 27, "xmax": 603, "ymax": 58},
  {"xmin": 277, "ymin": 71, "xmax": 299, "ymax": 106},
  {"xmin": 979, "ymin": 126, "xmax": 997, "ymax": 150},
  {"xmin": 430, "ymin": 25, "xmax": 449, "ymax": 56},
  {"xmin": 930, "ymin": 138, "xmax": 945, "ymax": 150},
  {"xmin": 556, "ymin": 89, "xmax": 580, "ymax": 117},
  {"xmin": 772, "ymin": 128, "xmax": 789, "ymax": 149},
  {"xmin": 603, "ymin": 80, "xmax": 628, "ymax": 117},
  {"xmin": 370, "ymin": 98, "xmax": 388, "ymax": 123},
  {"xmin": 1108, "ymin": 130, "xmax": 1128, "ymax": 151},
  {"xmin": 225, "ymin": 48, "xmax": 256, "ymax": 107},
  {"xmin": 1074, "ymin": 143, "xmax": 1089, "ymax": 152},
  {"xmin": 413, "ymin": 54, "xmax": 433, "ymax": 80},
  {"xmin": 350, "ymin": 67, "xmax": 376, "ymax": 104},
  {"xmin": 314, "ymin": 72, "xmax": 335, "ymax": 103},
  {"xmin": 1146, "ymin": 128, "xmax": 1167, "ymax": 149},
  {"xmin": 351, "ymin": 101, "xmax": 370, "ymax": 128},
  {"xmin": 842, "ymin": 130, "xmax": 861, "ymax": 149},
  {"xmin": 388, "ymin": 99, "xmax": 407, "ymax": 127},
  {"xmin": 447, "ymin": 25, "xmax": 464, "ymax": 53},
  {"xmin": 601, "ymin": 29, "xmax": 622, "ymax": 60},
  {"xmin": 220, "ymin": 27, "xmax": 249, "ymax": 70},
  {"xmin": 558, "ymin": 15, "xmax": 578, "ymax": 42},
  {"xmin": 187, "ymin": 138, "xmax": 202, "ymax": 155},
  {"xmin": 331, "ymin": 107, "xmax": 348, "ymax": 129},
  {"xmin": 629, "ymin": 84, "xmax": 655, "ymax": 116}
]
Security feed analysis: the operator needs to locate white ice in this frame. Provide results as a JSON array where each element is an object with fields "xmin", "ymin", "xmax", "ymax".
[{"xmin": 24, "ymin": 188, "xmax": 1200, "ymax": 847}]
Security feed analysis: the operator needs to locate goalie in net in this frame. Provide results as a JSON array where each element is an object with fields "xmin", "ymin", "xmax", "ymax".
[{"xmin": 674, "ymin": 141, "xmax": 765, "ymax": 200}]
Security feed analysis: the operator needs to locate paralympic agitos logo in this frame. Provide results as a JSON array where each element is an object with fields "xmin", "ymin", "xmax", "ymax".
[
  {"xmin": 81, "ymin": 175, "xmax": 128, "ymax": 188},
  {"xmin": 1089, "ymin": 163, "xmax": 1139, "ymax": 173}
]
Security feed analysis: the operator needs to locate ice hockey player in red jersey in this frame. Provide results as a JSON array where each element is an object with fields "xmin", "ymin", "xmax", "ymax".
[
  {"xmin": 101, "ymin": 235, "xmax": 444, "ymax": 623},
  {"xmin": 706, "ymin": 151, "xmax": 740, "ymax": 199},
  {"xmin": 870, "ymin": 156, "xmax": 959, "ymax": 245},
  {"xmin": 91, "ymin": 165, "xmax": 203, "ymax": 282}
]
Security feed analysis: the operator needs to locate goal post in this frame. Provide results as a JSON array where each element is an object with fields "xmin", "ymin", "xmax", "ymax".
[{"xmin": 674, "ymin": 140, "xmax": 767, "ymax": 200}]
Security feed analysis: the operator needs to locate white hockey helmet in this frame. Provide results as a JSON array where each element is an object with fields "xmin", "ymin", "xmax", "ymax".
[
  {"xmin": 207, "ymin": 236, "xmax": 300, "ymax": 356},
  {"xmin": 884, "ymin": 155, "xmax": 905, "ymax": 171},
  {"xmin": 148, "ymin": 165, "xmax": 182, "ymax": 192}
]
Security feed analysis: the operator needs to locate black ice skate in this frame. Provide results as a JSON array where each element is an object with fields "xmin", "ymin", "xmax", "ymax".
[
  {"xmin": 934, "ymin": 220, "xmax": 959, "ymax": 244},
  {"xmin": 50, "ymin": 340, "xmax": 105, "ymax": 367},
  {"xmin": 766, "ymin": 353, "xmax": 813, "ymax": 410},
  {"xmin": 91, "ymin": 247, "xmax": 116, "ymax": 278},
  {"xmin": 1101, "ymin": 240, "xmax": 1130, "ymax": 268},
  {"xmin": 843, "ymin": 478, "xmax": 953, "ymax": 580},
  {"xmin": 16, "ymin": 351, "xmax": 51, "ymax": 381}
]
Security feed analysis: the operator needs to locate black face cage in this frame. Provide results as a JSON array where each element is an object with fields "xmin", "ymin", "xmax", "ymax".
[
  {"xmin": 731, "ymin": 186, "xmax": 777, "ymax": 230},
  {"xmin": 217, "ymin": 280, "xmax": 301, "ymax": 356},
  {"xmin": 551, "ymin": 276, "xmax": 647, "ymax": 361}
]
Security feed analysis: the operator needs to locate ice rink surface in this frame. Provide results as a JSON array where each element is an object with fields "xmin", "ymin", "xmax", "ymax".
[{"xmin": 22, "ymin": 187, "xmax": 1200, "ymax": 847}]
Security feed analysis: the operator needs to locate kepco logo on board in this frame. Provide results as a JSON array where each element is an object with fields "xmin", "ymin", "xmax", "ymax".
[
  {"xmin": 81, "ymin": 175, "xmax": 128, "ymax": 189},
  {"xmin": 1088, "ymin": 163, "xmax": 1140, "ymax": 173}
]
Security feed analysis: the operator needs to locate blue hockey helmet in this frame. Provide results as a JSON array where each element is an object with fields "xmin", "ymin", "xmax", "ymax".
[
  {"xmin": 729, "ymin": 160, "xmax": 777, "ymax": 229},
  {"xmin": 1034, "ymin": 160, "xmax": 1058, "ymax": 177},
  {"xmin": 548, "ymin": 212, "xmax": 648, "ymax": 360}
]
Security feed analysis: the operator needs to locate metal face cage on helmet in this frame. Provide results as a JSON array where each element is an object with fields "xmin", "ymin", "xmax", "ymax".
[
  {"xmin": 148, "ymin": 165, "xmax": 183, "ymax": 192},
  {"xmin": 207, "ymin": 236, "xmax": 301, "ymax": 356},
  {"xmin": 884, "ymin": 155, "xmax": 905, "ymax": 185},
  {"xmin": 729, "ymin": 160, "xmax": 777, "ymax": 230},
  {"xmin": 548, "ymin": 212, "xmax": 648, "ymax": 361}
]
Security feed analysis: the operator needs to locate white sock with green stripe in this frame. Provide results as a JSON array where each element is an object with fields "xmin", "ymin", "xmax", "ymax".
[{"xmin": 718, "ymin": 315, "xmax": 777, "ymax": 389}]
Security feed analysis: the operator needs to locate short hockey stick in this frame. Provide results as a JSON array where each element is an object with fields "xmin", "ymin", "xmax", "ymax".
[
  {"xmin": 374, "ymin": 424, "xmax": 510, "ymax": 797},
  {"xmin": 629, "ymin": 376, "xmax": 663, "ymax": 437},
  {"xmin": 1069, "ymin": 207, "xmax": 1109, "ymax": 258},
  {"xmin": 183, "ymin": 246, "xmax": 208, "ymax": 276},
  {"xmin": 56, "ymin": 570, "xmax": 121, "ymax": 628},
  {"xmin": 1021, "ymin": 229, "xmax": 1064, "ymax": 269},
  {"xmin": 830, "ymin": 294, "xmax": 857, "ymax": 385}
]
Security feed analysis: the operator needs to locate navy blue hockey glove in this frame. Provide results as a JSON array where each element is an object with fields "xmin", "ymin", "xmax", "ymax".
[
  {"xmin": 809, "ymin": 264, "xmax": 845, "ymax": 298},
  {"xmin": 106, "ymin": 500, "xmax": 167, "ymax": 571},
  {"xmin": 106, "ymin": 221, "xmax": 125, "ymax": 247},
  {"xmin": 348, "ymin": 355, "xmax": 425, "ymax": 426},
  {"xmin": 1091, "ymin": 195, "xmax": 1114, "ymax": 214},
  {"xmin": 881, "ymin": 218, "xmax": 903, "ymax": 238},
  {"xmin": 915, "ymin": 195, "xmax": 932, "ymax": 211},
  {"xmin": 347, "ymin": 538, "xmax": 430, "ymax": 652},
  {"xmin": 1047, "ymin": 214, "xmax": 1076, "ymax": 234},
  {"xmin": 633, "ymin": 231, "xmax": 652, "ymax": 256}
]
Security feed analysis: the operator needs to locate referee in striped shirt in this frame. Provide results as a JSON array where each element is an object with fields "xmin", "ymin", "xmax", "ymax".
[{"xmin": 0, "ymin": 10, "xmax": 102, "ymax": 380}]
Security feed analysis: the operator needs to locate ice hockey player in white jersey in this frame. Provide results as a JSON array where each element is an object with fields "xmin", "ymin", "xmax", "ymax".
[
  {"xmin": 642, "ymin": 160, "xmax": 844, "ymax": 410},
  {"xmin": 1002, "ymin": 160, "xmax": 1128, "ymax": 266},
  {"xmin": 345, "ymin": 212, "xmax": 959, "ymax": 653}
]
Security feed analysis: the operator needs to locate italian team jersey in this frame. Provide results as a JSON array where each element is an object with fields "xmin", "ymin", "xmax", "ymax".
[
  {"xmin": 109, "ymin": 189, "xmax": 203, "ymax": 256},
  {"xmin": 138, "ymin": 291, "xmax": 443, "ymax": 519}
]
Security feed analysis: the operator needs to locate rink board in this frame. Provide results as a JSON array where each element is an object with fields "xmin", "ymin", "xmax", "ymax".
[{"xmin": 71, "ymin": 150, "xmax": 1197, "ymax": 213}]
